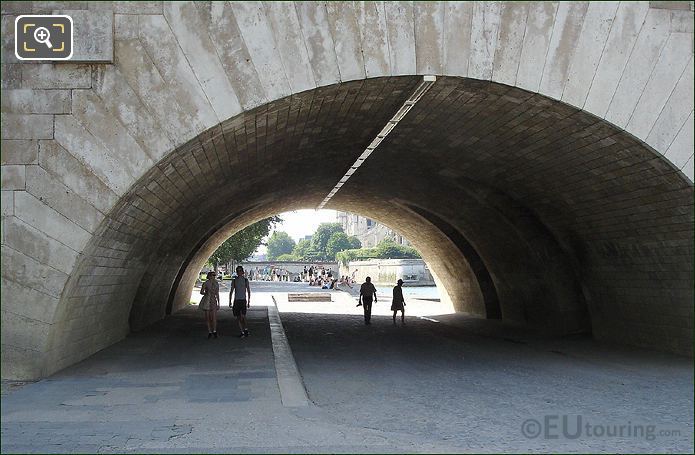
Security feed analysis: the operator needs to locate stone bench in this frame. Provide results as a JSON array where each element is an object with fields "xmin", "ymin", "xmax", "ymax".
[{"xmin": 287, "ymin": 293, "xmax": 332, "ymax": 302}]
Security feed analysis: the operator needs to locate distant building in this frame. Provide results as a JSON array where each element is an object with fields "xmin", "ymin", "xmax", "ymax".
[
  {"xmin": 336, "ymin": 211, "xmax": 410, "ymax": 248},
  {"xmin": 249, "ymin": 252, "xmax": 267, "ymax": 261}
]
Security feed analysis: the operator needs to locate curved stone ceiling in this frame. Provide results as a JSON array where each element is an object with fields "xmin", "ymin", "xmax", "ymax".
[
  {"xmin": 2, "ymin": 1, "xmax": 693, "ymax": 380},
  {"xmin": 40, "ymin": 77, "xmax": 692, "ymax": 381}
]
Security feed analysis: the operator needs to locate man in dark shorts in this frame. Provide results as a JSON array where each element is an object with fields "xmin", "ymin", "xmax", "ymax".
[
  {"xmin": 229, "ymin": 265, "xmax": 251, "ymax": 338},
  {"xmin": 359, "ymin": 276, "xmax": 377, "ymax": 325}
]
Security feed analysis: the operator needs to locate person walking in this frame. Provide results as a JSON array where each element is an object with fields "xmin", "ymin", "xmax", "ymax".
[
  {"xmin": 199, "ymin": 271, "xmax": 220, "ymax": 338},
  {"xmin": 392, "ymin": 279, "xmax": 406, "ymax": 325},
  {"xmin": 229, "ymin": 265, "xmax": 251, "ymax": 338},
  {"xmin": 358, "ymin": 276, "xmax": 377, "ymax": 325}
]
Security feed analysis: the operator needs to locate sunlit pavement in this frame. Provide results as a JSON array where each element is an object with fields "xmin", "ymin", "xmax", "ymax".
[
  {"xmin": 1, "ymin": 282, "xmax": 692, "ymax": 453},
  {"xmin": 192, "ymin": 280, "xmax": 455, "ymax": 317}
]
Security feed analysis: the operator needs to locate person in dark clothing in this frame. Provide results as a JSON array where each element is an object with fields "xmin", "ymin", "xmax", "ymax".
[
  {"xmin": 391, "ymin": 279, "xmax": 406, "ymax": 325},
  {"xmin": 359, "ymin": 276, "xmax": 377, "ymax": 325}
]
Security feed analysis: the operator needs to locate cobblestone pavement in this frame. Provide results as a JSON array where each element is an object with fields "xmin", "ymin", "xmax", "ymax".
[{"xmin": 1, "ymin": 282, "xmax": 692, "ymax": 453}]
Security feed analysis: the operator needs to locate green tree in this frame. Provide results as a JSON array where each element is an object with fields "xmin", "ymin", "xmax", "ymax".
[
  {"xmin": 292, "ymin": 238, "xmax": 312, "ymax": 259},
  {"xmin": 207, "ymin": 216, "xmax": 281, "ymax": 270},
  {"xmin": 311, "ymin": 222, "xmax": 344, "ymax": 260},
  {"xmin": 335, "ymin": 239, "xmax": 420, "ymax": 266},
  {"xmin": 335, "ymin": 247, "xmax": 378, "ymax": 266},
  {"xmin": 304, "ymin": 249, "xmax": 325, "ymax": 261},
  {"xmin": 348, "ymin": 236, "xmax": 361, "ymax": 249},
  {"xmin": 276, "ymin": 253, "xmax": 298, "ymax": 261},
  {"xmin": 325, "ymin": 231, "xmax": 353, "ymax": 260},
  {"xmin": 267, "ymin": 231, "xmax": 296, "ymax": 260},
  {"xmin": 375, "ymin": 239, "xmax": 420, "ymax": 259}
]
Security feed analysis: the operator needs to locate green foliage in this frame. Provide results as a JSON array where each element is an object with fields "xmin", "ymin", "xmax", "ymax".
[
  {"xmin": 302, "ymin": 248, "xmax": 326, "ymax": 261},
  {"xmin": 267, "ymin": 231, "xmax": 296, "ymax": 260},
  {"xmin": 348, "ymin": 236, "xmax": 362, "ymax": 249},
  {"xmin": 292, "ymin": 239, "xmax": 312, "ymax": 258},
  {"xmin": 335, "ymin": 247, "xmax": 377, "ymax": 266},
  {"xmin": 310, "ymin": 223, "xmax": 344, "ymax": 259},
  {"xmin": 374, "ymin": 238, "xmax": 420, "ymax": 259},
  {"xmin": 275, "ymin": 253, "xmax": 298, "ymax": 261},
  {"xmin": 207, "ymin": 216, "xmax": 281, "ymax": 267},
  {"xmin": 292, "ymin": 238, "xmax": 325, "ymax": 260},
  {"xmin": 284, "ymin": 223, "xmax": 361, "ymax": 261},
  {"xmin": 325, "ymin": 231, "xmax": 353, "ymax": 260},
  {"xmin": 335, "ymin": 238, "xmax": 420, "ymax": 266}
]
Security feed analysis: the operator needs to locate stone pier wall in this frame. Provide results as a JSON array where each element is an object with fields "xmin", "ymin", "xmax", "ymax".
[{"xmin": 340, "ymin": 259, "xmax": 435, "ymax": 286}]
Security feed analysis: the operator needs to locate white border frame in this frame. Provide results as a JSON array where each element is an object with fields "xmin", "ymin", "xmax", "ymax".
[{"xmin": 15, "ymin": 14, "xmax": 73, "ymax": 61}]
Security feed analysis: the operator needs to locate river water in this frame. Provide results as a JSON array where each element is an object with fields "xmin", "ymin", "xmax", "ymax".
[{"xmin": 374, "ymin": 285, "xmax": 440, "ymax": 301}]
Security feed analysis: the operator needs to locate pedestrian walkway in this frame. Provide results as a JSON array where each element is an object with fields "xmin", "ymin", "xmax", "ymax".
[
  {"xmin": 0, "ymin": 291, "xmax": 462, "ymax": 453},
  {"xmin": 280, "ymin": 310, "xmax": 694, "ymax": 453},
  {"xmin": 2, "ymin": 283, "xmax": 693, "ymax": 453}
]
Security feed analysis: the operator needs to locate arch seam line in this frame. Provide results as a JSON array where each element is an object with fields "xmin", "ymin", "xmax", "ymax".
[{"xmin": 317, "ymin": 75, "xmax": 436, "ymax": 209}]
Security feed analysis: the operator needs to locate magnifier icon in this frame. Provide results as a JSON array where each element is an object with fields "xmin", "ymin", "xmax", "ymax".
[{"xmin": 33, "ymin": 27, "xmax": 53, "ymax": 49}]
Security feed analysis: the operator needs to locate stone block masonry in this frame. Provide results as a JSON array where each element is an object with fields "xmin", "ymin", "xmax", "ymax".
[{"xmin": 0, "ymin": 1, "xmax": 692, "ymax": 380}]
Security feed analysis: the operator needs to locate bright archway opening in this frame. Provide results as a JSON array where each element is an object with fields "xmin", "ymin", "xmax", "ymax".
[{"xmin": 188, "ymin": 209, "xmax": 456, "ymax": 320}]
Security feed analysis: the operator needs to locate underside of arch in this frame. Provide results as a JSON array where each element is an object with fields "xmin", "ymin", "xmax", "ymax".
[{"xmin": 42, "ymin": 76, "xmax": 693, "ymax": 378}]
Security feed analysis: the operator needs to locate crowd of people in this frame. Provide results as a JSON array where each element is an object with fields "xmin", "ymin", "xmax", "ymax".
[
  {"xmin": 205, "ymin": 264, "xmax": 360, "ymax": 285},
  {"xmin": 304, "ymin": 266, "xmax": 360, "ymax": 290},
  {"xmin": 306, "ymin": 265, "xmax": 333, "ymax": 288},
  {"xmin": 243, "ymin": 264, "xmax": 359, "ymax": 289},
  {"xmin": 251, "ymin": 266, "xmax": 290, "ymax": 282}
]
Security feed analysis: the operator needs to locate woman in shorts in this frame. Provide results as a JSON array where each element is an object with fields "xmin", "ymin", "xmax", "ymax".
[{"xmin": 199, "ymin": 271, "xmax": 220, "ymax": 338}]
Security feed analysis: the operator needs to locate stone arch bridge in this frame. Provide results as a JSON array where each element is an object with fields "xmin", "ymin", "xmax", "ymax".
[{"xmin": 1, "ymin": 1, "xmax": 693, "ymax": 379}]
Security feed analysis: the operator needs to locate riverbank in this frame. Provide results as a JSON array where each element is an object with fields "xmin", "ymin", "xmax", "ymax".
[{"xmin": 339, "ymin": 258, "xmax": 435, "ymax": 287}]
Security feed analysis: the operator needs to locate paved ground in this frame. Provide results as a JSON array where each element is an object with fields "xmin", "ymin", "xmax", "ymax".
[
  {"xmin": 281, "ymin": 312, "xmax": 693, "ymax": 452},
  {"xmin": 2, "ymin": 282, "xmax": 693, "ymax": 453}
]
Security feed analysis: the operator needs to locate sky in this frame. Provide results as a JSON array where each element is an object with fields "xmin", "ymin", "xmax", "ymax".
[
  {"xmin": 275, "ymin": 209, "xmax": 339, "ymax": 242},
  {"xmin": 255, "ymin": 209, "xmax": 338, "ymax": 254}
]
